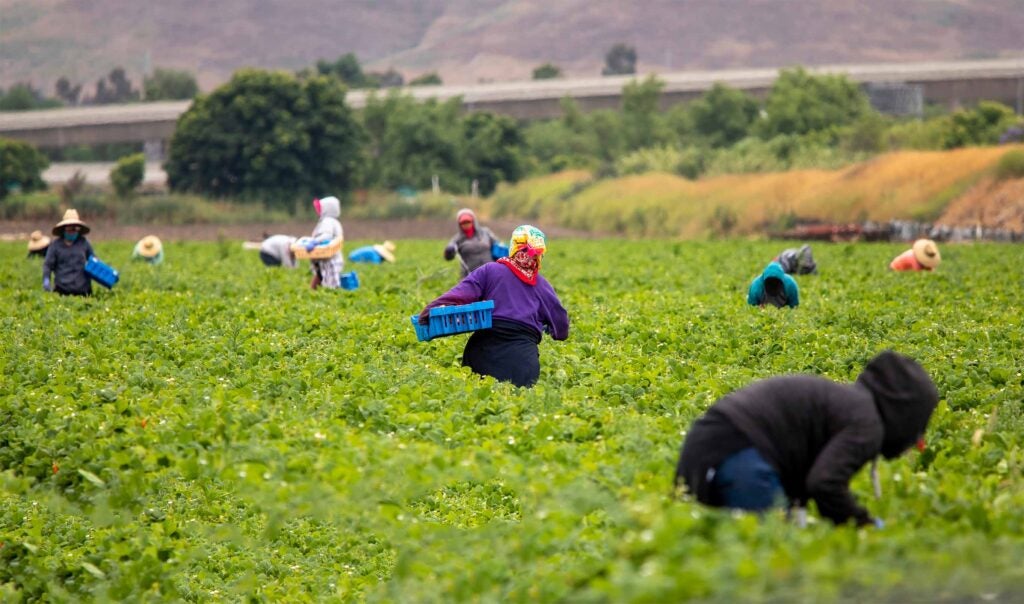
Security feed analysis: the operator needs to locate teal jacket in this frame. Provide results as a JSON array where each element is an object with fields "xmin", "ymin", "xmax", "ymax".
[{"xmin": 747, "ymin": 262, "xmax": 799, "ymax": 308}]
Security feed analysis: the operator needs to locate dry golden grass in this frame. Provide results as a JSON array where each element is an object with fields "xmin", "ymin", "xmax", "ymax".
[{"xmin": 495, "ymin": 146, "xmax": 1024, "ymax": 236}]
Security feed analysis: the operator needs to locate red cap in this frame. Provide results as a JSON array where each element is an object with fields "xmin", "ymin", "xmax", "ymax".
[{"xmin": 916, "ymin": 438, "xmax": 926, "ymax": 452}]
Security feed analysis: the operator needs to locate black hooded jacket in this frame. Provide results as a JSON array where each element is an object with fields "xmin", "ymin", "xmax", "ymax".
[{"xmin": 676, "ymin": 351, "xmax": 938, "ymax": 525}]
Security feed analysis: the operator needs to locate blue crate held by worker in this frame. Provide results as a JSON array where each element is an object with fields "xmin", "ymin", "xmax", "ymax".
[
  {"xmin": 409, "ymin": 300, "xmax": 495, "ymax": 342},
  {"xmin": 340, "ymin": 271, "xmax": 359, "ymax": 290},
  {"xmin": 84, "ymin": 256, "xmax": 119, "ymax": 289},
  {"xmin": 491, "ymin": 240, "xmax": 510, "ymax": 260}
]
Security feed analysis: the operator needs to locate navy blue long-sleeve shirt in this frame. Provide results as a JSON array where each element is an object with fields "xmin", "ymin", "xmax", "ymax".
[{"xmin": 43, "ymin": 237, "xmax": 95, "ymax": 295}]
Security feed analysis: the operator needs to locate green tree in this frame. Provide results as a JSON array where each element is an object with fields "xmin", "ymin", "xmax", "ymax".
[
  {"xmin": 602, "ymin": 43, "xmax": 637, "ymax": 76},
  {"xmin": 757, "ymin": 67, "xmax": 871, "ymax": 138},
  {"xmin": 587, "ymin": 109, "xmax": 626, "ymax": 164},
  {"xmin": 0, "ymin": 137, "xmax": 49, "ymax": 199},
  {"xmin": 621, "ymin": 76, "xmax": 670, "ymax": 150},
  {"xmin": 522, "ymin": 98, "xmax": 601, "ymax": 172},
  {"xmin": 687, "ymin": 83, "xmax": 760, "ymax": 148},
  {"xmin": 366, "ymin": 68, "xmax": 404, "ymax": 88},
  {"xmin": 360, "ymin": 92, "xmax": 463, "ymax": 191},
  {"xmin": 110, "ymin": 153, "xmax": 145, "ymax": 198},
  {"xmin": 841, "ymin": 112, "xmax": 889, "ymax": 153},
  {"xmin": 165, "ymin": 69, "xmax": 364, "ymax": 207},
  {"xmin": 409, "ymin": 73, "xmax": 443, "ymax": 86},
  {"xmin": 0, "ymin": 83, "xmax": 61, "ymax": 110},
  {"xmin": 532, "ymin": 63, "xmax": 562, "ymax": 80},
  {"xmin": 316, "ymin": 53, "xmax": 369, "ymax": 88},
  {"xmin": 91, "ymin": 67, "xmax": 140, "ymax": 104},
  {"xmin": 55, "ymin": 77, "xmax": 82, "ymax": 105},
  {"xmin": 942, "ymin": 101, "xmax": 1019, "ymax": 149},
  {"xmin": 144, "ymin": 68, "xmax": 199, "ymax": 100},
  {"xmin": 462, "ymin": 112, "xmax": 525, "ymax": 195}
]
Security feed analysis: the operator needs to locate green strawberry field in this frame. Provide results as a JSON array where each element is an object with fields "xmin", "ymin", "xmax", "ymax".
[{"xmin": 2, "ymin": 238, "xmax": 1023, "ymax": 602}]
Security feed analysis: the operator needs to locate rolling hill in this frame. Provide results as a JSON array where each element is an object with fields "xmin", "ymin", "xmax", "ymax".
[{"xmin": 2, "ymin": 0, "xmax": 1023, "ymax": 95}]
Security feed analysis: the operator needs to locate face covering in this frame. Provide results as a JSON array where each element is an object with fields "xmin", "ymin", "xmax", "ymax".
[
  {"xmin": 498, "ymin": 250, "xmax": 541, "ymax": 285},
  {"xmin": 64, "ymin": 232, "xmax": 79, "ymax": 242},
  {"xmin": 457, "ymin": 212, "xmax": 475, "ymax": 237}
]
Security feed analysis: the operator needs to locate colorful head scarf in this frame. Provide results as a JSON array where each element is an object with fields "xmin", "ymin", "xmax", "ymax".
[
  {"xmin": 509, "ymin": 225, "xmax": 546, "ymax": 258},
  {"xmin": 498, "ymin": 225, "xmax": 547, "ymax": 285}
]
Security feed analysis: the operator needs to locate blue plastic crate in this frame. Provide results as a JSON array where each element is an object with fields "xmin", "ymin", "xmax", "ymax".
[
  {"xmin": 491, "ymin": 241, "xmax": 510, "ymax": 260},
  {"xmin": 340, "ymin": 271, "xmax": 359, "ymax": 290},
  {"xmin": 84, "ymin": 256, "xmax": 119, "ymax": 289},
  {"xmin": 409, "ymin": 300, "xmax": 494, "ymax": 342}
]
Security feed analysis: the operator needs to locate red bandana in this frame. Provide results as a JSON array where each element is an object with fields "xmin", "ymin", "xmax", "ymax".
[{"xmin": 498, "ymin": 257, "xmax": 537, "ymax": 286}]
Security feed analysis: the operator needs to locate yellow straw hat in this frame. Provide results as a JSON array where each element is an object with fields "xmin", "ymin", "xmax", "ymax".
[
  {"xmin": 137, "ymin": 235, "xmax": 163, "ymax": 258},
  {"xmin": 372, "ymin": 240, "xmax": 396, "ymax": 262},
  {"xmin": 28, "ymin": 230, "xmax": 51, "ymax": 251},
  {"xmin": 52, "ymin": 209, "xmax": 90, "ymax": 236},
  {"xmin": 912, "ymin": 238, "xmax": 941, "ymax": 268}
]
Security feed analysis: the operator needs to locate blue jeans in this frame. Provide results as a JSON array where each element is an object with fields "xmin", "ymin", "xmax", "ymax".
[{"xmin": 711, "ymin": 447, "xmax": 785, "ymax": 511}]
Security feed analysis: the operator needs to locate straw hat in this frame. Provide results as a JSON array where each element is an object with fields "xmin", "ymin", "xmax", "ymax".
[
  {"xmin": 372, "ymin": 240, "xmax": 396, "ymax": 262},
  {"xmin": 27, "ymin": 230, "xmax": 51, "ymax": 251},
  {"xmin": 52, "ymin": 209, "xmax": 90, "ymax": 236},
  {"xmin": 137, "ymin": 235, "xmax": 163, "ymax": 258},
  {"xmin": 912, "ymin": 238, "xmax": 941, "ymax": 268}
]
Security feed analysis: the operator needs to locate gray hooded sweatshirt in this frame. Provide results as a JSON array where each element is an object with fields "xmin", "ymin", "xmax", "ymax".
[
  {"xmin": 312, "ymin": 196, "xmax": 343, "ymax": 262},
  {"xmin": 445, "ymin": 209, "xmax": 498, "ymax": 277}
]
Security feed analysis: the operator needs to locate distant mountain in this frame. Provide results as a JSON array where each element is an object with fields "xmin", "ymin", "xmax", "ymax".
[{"xmin": 2, "ymin": 0, "xmax": 1023, "ymax": 95}]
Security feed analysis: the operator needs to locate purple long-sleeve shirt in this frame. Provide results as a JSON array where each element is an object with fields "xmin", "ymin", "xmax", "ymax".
[{"xmin": 424, "ymin": 262, "xmax": 570, "ymax": 340}]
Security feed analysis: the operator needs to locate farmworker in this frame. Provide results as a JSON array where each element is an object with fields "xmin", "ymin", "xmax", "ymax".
[
  {"xmin": 675, "ymin": 350, "xmax": 938, "ymax": 527},
  {"xmin": 419, "ymin": 225, "xmax": 569, "ymax": 388},
  {"xmin": 307, "ymin": 196, "xmax": 344, "ymax": 289},
  {"xmin": 444, "ymin": 208, "xmax": 501, "ymax": 277},
  {"xmin": 890, "ymin": 238, "xmax": 941, "ymax": 271},
  {"xmin": 774, "ymin": 244, "xmax": 818, "ymax": 275},
  {"xmin": 349, "ymin": 240, "xmax": 396, "ymax": 264},
  {"xmin": 27, "ymin": 230, "xmax": 51, "ymax": 258},
  {"xmin": 131, "ymin": 235, "xmax": 164, "ymax": 265},
  {"xmin": 747, "ymin": 262, "xmax": 799, "ymax": 308},
  {"xmin": 259, "ymin": 234, "xmax": 298, "ymax": 268},
  {"xmin": 42, "ymin": 209, "xmax": 96, "ymax": 296}
]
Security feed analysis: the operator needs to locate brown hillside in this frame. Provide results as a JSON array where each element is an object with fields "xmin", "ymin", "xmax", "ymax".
[
  {"xmin": 2, "ymin": 0, "xmax": 1023, "ymax": 93},
  {"xmin": 937, "ymin": 178, "xmax": 1024, "ymax": 232},
  {"xmin": 490, "ymin": 146, "xmax": 1024, "ymax": 237}
]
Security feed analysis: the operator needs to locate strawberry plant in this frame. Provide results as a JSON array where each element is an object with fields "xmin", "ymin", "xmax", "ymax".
[{"xmin": 1, "ymin": 239, "xmax": 1023, "ymax": 601}]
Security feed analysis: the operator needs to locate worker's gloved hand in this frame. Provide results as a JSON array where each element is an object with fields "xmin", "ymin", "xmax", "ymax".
[
  {"xmin": 305, "ymin": 241, "xmax": 318, "ymax": 252},
  {"xmin": 443, "ymin": 244, "xmax": 456, "ymax": 261},
  {"xmin": 872, "ymin": 517, "xmax": 885, "ymax": 529},
  {"xmin": 418, "ymin": 307, "xmax": 432, "ymax": 325},
  {"xmin": 42, "ymin": 276, "xmax": 51, "ymax": 292}
]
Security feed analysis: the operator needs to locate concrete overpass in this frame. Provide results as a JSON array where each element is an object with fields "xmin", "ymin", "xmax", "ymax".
[{"xmin": 2, "ymin": 58, "xmax": 1023, "ymax": 160}]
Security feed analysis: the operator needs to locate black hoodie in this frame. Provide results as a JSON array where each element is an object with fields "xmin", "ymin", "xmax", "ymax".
[{"xmin": 676, "ymin": 351, "xmax": 938, "ymax": 525}]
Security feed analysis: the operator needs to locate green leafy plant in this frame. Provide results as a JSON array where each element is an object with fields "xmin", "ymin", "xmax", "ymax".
[
  {"xmin": 993, "ymin": 149, "xmax": 1024, "ymax": 181},
  {"xmin": 2, "ymin": 240, "xmax": 1023, "ymax": 602},
  {"xmin": 0, "ymin": 137, "xmax": 49, "ymax": 199},
  {"xmin": 109, "ymin": 153, "xmax": 145, "ymax": 199}
]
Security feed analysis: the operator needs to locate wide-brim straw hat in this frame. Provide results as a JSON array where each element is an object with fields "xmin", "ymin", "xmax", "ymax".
[
  {"xmin": 373, "ymin": 240, "xmax": 396, "ymax": 262},
  {"xmin": 52, "ymin": 209, "xmax": 90, "ymax": 236},
  {"xmin": 28, "ymin": 230, "xmax": 51, "ymax": 251},
  {"xmin": 138, "ymin": 235, "xmax": 163, "ymax": 258},
  {"xmin": 912, "ymin": 238, "xmax": 941, "ymax": 268}
]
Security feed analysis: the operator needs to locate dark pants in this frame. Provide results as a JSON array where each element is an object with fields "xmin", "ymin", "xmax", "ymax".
[
  {"xmin": 260, "ymin": 251, "xmax": 282, "ymax": 266},
  {"xmin": 462, "ymin": 319, "xmax": 541, "ymax": 388},
  {"xmin": 711, "ymin": 447, "xmax": 785, "ymax": 511}
]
